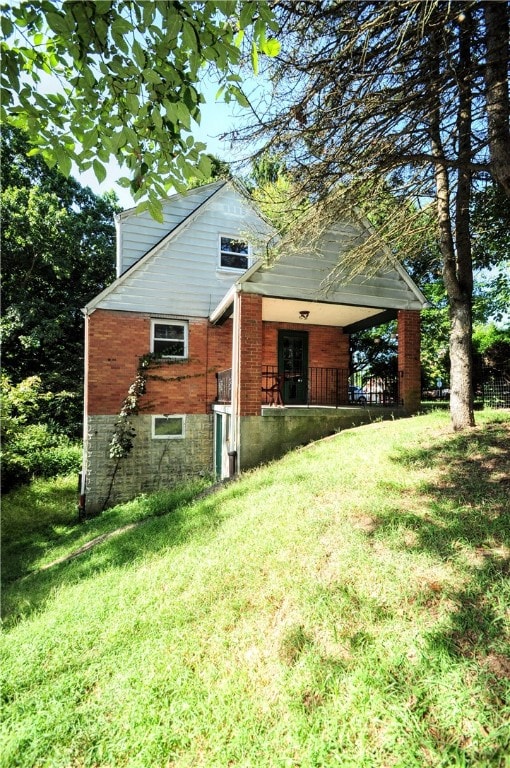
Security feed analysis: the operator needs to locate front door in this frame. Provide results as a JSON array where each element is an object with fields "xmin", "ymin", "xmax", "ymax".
[{"xmin": 278, "ymin": 330, "xmax": 308, "ymax": 405}]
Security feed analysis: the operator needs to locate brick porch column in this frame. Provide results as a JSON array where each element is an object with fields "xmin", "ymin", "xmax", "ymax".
[
  {"xmin": 238, "ymin": 292, "xmax": 263, "ymax": 416},
  {"xmin": 398, "ymin": 309, "xmax": 421, "ymax": 413}
]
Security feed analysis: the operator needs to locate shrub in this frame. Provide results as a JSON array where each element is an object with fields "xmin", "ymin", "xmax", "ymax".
[{"xmin": 1, "ymin": 375, "xmax": 82, "ymax": 491}]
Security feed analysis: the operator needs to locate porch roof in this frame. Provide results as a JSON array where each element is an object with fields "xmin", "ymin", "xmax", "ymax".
[{"xmin": 209, "ymin": 228, "xmax": 429, "ymax": 332}]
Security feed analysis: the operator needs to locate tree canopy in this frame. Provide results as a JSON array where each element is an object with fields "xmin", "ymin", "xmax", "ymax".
[
  {"xmin": 1, "ymin": 126, "xmax": 119, "ymax": 435},
  {"xmin": 1, "ymin": 0, "xmax": 279, "ymax": 220}
]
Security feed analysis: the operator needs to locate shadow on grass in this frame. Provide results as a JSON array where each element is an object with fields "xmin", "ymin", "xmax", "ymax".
[
  {"xmin": 383, "ymin": 420, "xmax": 510, "ymax": 668},
  {"xmin": 1, "ymin": 479, "xmax": 79, "ymax": 586},
  {"xmin": 1, "ymin": 482, "xmax": 239, "ymax": 628}
]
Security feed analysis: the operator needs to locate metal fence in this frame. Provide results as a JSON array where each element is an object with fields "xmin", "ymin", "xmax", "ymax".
[{"xmin": 481, "ymin": 367, "xmax": 510, "ymax": 409}]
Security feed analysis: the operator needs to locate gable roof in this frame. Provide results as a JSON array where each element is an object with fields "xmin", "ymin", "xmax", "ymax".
[
  {"xmin": 210, "ymin": 216, "xmax": 429, "ymax": 328},
  {"xmin": 85, "ymin": 181, "xmax": 226, "ymax": 313},
  {"xmin": 84, "ymin": 180, "xmax": 273, "ymax": 316}
]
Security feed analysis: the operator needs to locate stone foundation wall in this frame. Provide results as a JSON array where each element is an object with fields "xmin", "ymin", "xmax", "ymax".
[{"xmin": 84, "ymin": 414, "xmax": 213, "ymax": 514}]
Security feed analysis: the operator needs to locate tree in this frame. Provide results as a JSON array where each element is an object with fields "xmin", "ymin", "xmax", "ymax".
[
  {"xmin": 1, "ymin": 0, "xmax": 279, "ymax": 221},
  {"xmin": 236, "ymin": 1, "xmax": 510, "ymax": 430},
  {"xmin": 1, "ymin": 126, "xmax": 119, "ymax": 435}
]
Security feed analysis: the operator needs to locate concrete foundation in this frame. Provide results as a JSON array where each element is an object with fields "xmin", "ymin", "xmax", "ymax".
[
  {"xmin": 238, "ymin": 406, "xmax": 404, "ymax": 470},
  {"xmin": 84, "ymin": 414, "xmax": 213, "ymax": 514}
]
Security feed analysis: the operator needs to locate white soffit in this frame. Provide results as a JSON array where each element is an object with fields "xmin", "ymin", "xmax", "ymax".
[{"xmin": 261, "ymin": 298, "xmax": 384, "ymax": 327}]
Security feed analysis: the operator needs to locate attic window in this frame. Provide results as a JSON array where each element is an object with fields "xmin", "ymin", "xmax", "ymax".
[
  {"xmin": 219, "ymin": 236, "xmax": 249, "ymax": 271},
  {"xmin": 151, "ymin": 320, "xmax": 187, "ymax": 358}
]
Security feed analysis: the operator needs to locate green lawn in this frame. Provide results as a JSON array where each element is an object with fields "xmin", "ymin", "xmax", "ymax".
[{"xmin": 2, "ymin": 410, "xmax": 509, "ymax": 767}]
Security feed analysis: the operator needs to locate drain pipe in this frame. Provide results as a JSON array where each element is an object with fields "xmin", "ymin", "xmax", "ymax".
[
  {"xmin": 77, "ymin": 472, "xmax": 86, "ymax": 520},
  {"xmin": 229, "ymin": 286, "xmax": 241, "ymax": 478},
  {"xmin": 78, "ymin": 306, "xmax": 90, "ymax": 519}
]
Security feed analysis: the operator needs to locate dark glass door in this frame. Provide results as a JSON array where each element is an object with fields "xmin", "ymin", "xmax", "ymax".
[{"xmin": 278, "ymin": 331, "xmax": 308, "ymax": 405}]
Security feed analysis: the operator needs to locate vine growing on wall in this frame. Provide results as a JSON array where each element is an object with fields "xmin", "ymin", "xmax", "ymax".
[
  {"xmin": 102, "ymin": 353, "xmax": 217, "ymax": 511},
  {"xmin": 102, "ymin": 354, "xmax": 153, "ymax": 510},
  {"xmin": 109, "ymin": 355, "xmax": 152, "ymax": 460}
]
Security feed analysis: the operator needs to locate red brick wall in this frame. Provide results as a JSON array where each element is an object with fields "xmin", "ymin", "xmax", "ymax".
[
  {"xmin": 86, "ymin": 308, "xmax": 351, "ymax": 417},
  {"xmin": 262, "ymin": 322, "xmax": 350, "ymax": 369},
  {"xmin": 397, "ymin": 309, "xmax": 421, "ymax": 413},
  {"xmin": 238, "ymin": 293, "xmax": 263, "ymax": 416},
  {"xmin": 86, "ymin": 309, "xmax": 232, "ymax": 415}
]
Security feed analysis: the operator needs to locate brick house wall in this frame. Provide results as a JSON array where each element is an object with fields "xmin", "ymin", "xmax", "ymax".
[
  {"xmin": 397, "ymin": 309, "xmax": 421, "ymax": 412},
  {"xmin": 86, "ymin": 309, "xmax": 232, "ymax": 416}
]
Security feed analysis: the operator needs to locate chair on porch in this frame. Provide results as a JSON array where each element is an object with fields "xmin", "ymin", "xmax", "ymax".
[{"xmin": 262, "ymin": 373, "xmax": 284, "ymax": 406}]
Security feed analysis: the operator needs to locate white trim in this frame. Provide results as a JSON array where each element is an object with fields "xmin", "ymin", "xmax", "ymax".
[
  {"xmin": 218, "ymin": 234, "xmax": 251, "ymax": 272},
  {"xmin": 150, "ymin": 319, "xmax": 188, "ymax": 358},
  {"xmin": 152, "ymin": 415, "xmax": 185, "ymax": 439}
]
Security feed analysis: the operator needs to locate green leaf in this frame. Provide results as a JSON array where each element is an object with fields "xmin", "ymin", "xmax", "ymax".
[
  {"xmin": 147, "ymin": 197, "xmax": 164, "ymax": 223},
  {"xmin": 125, "ymin": 92, "xmax": 139, "ymax": 114},
  {"xmin": 240, "ymin": 1, "xmax": 256, "ymax": 30},
  {"xmin": 142, "ymin": 69, "xmax": 162, "ymax": 85},
  {"xmin": 229, "ymin": 85, "xmax": 250, "ymax": 109},
  {"xmin": 261, "ymin": 37, "xmax": 281, "ymax": 57},
  {"xmin": 58, "ymin": 152, "xmax": 72, "ymax": 178},
  {"xmin": 93, "ymin": 159, "xmax": 107, "ymax": 184},
  {"xmin": 251, "ymin": 40, "xmax": 259, "ymax": 75},
  {"xmin": 132, "ymin": 39, "xmax": 146, "ymax": 69},
  {"xmin": 182, "ymin": 20, "xmax": 198, "ymax": 52},
  {"xmin": 46, "ymin": 11, "xmax": 73, "ymax": 36},
  {"xmin": 82, "ymin": 128, "xmax": 98, "ymax": 152}
]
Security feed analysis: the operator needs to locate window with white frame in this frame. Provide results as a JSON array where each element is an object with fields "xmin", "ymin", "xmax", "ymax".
[
  {"xmin": 152, "ymin": 415, "xmax": 185, "ymax": 439},
  {"xmin": 219, "ymin": 236, "xmax": 250, "ymax": 270},
  {"xmin": 151, "ymin": 320, "xmax": 187, "ymax": 358}
]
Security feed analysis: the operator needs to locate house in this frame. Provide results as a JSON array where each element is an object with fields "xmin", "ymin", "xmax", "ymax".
[{"xmin": 81, "ymin": 180, "xmax": 428, "ymax": 513}]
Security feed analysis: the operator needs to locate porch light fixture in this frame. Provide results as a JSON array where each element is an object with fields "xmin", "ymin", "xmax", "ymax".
[{"xmin": 299, "ymin": 310, "xmax": 310, "ymax": 319}]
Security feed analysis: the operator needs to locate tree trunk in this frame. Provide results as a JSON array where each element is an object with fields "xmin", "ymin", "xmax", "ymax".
[
  {"xmin": 484, "ymin": 2, "xmax": 510, "ymax": 196},
  {"xmin": 449, "ymin": 10, "xmax": 475, "ymax": 430},
  {"xmin": 430, "ymin": 20, "xmax": 475, "ymax": 431},
  {"xmin": 449, "ymin": 299, "xmax": 474, "ymax": 430}
]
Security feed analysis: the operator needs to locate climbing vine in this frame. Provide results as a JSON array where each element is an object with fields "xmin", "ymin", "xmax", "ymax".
[
  {"xmin": 108, "ymin": 355, "xmax": 153, "ymax": 460},
  {"xmin": 102, "ymin": 353, "xmax": 218, "ymax": 510}
]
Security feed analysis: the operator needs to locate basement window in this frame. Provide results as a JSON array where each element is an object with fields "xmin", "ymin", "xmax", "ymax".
[
  {"xmin": 219, "ymin": 236, "xmax": 250, "ymax": 271},
  {"xmin": 152, "ymin": 415, "xmax": 185, "ymax": 439},
  {"xmin": 151, "ymin": 320, "xmax": 187, "ymax": 358}
]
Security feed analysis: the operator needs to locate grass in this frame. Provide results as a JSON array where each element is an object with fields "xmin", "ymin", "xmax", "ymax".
[{"xmin": 1, "ymin": 410, "xmax": 509, "ymax": 767}]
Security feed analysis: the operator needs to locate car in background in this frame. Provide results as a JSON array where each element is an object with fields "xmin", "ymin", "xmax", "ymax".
[{"xmin": 348, "ymin": 386, "xmax": 367, "ymax": 404}]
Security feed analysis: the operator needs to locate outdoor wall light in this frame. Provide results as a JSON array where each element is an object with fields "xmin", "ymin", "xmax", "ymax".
[{"xmin": 299, "ymin": 310, "xmax": 310, "ymax": 319}]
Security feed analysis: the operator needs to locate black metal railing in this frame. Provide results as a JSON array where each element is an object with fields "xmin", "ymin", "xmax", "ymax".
[
  {"xmin": 350, "ymin": 372, "xmax": 401, "ymax": 406},
  {"xmin": 216, "ymin": 366, "xmax": 401, "ymax": 407}
]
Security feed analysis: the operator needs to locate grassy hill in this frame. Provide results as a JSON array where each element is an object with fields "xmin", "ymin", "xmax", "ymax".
[{"xmin": 2, "ymin": 411, "xmax": 509, "ymax": 767}]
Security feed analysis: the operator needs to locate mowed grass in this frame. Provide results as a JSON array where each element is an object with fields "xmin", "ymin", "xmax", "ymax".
[{"xmin": 1, "ymin": 411, "xmax": 509, "ymax": 768}]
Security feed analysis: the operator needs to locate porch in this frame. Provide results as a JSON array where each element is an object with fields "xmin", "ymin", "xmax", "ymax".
[{"xmin": 216, "ymin": 366, "xmax": 402, "ymax": 408}]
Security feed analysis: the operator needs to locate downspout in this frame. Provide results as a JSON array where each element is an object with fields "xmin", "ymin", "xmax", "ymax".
[
  {"xmin": 78, "ymin": 306, "xmax": 90, "ymax": 518},
  {"xmin": 229, "ymin": 285, "xmax": 242, "ymax": 477},
  {"xmin": 114, "ymin": 213, "xmax": 123, "ymax": 278}
]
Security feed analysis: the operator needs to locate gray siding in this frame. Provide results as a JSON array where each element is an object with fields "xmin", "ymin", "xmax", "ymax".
[
  {"xmin": 244, "ymin": 221, "xmax": 426, "ymax": 310},
  {"xmin": 117, "ymin": 181, "xmax": 226, "ymax": 276},
  {"xmin": 97, "ymin": 184, "xmax": 272, "ymax": 317}
]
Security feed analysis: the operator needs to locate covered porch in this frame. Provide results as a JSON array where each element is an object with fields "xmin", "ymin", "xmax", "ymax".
[
  {"xmin": 209, "ymin": 232, "xmax": 427, "ymax": 479},
  {"xmin": 217, "ymin": 365, "xmax": 402, "ymax": 408}
]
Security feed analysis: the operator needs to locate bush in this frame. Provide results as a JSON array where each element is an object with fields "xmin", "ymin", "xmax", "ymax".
[
  {"xmin": 1, "ymin": 423, "xmax": 81, "ymax": 492},
  {"xmin": 1, "ymin": 375, "xmax": 82, "ymax": 491}
]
